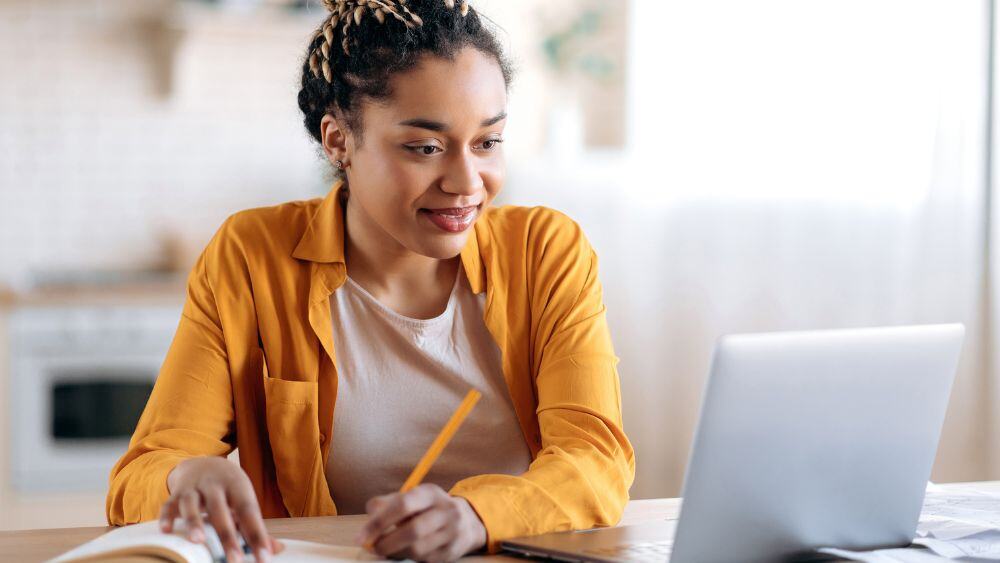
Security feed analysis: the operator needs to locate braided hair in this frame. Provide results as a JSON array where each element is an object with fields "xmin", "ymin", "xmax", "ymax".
[{"xmin": 297, "ymin": 0, "xmax": 513, "ymax": 152}]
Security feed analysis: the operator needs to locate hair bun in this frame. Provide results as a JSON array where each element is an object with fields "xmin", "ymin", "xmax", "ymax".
[{"xmin": 310, "ymin": 0, "xmax": 437, "ymax": 72}]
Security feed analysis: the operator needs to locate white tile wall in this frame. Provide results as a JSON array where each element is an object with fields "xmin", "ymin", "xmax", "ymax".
[{"xmin": 0, "ymin": 0, "xmax": 333, "ymax": 287}]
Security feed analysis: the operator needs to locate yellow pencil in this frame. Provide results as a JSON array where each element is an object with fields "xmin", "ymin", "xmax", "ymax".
[
  {"xmin": 363, "ymin": 388, "xmax": 482, "ymax": 551},
  {"xmin": 399, "ymin": 388, "xmax": 481, "ymax": 492}
]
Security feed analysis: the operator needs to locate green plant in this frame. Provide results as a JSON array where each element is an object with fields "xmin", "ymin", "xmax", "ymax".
[{"xmin": 541, "ymin": 7, "xmax": 616, "ymax": 81}]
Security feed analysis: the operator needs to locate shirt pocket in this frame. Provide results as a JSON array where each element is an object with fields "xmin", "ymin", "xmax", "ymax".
[
  {"xmin": 260, "ymin": 353, "xmax": 317, "ymax": 406},
  {"xmin": 256, "ymin": 348, "xmax": 322, "ymax": 516}
]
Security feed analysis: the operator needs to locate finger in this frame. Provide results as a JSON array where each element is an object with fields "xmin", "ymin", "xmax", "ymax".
[
  {"xmin": 159, "ymin": 498, "xmax": 179, "ymax": 534},
  {"xmin": 359, "ymin": 485, "xmax": 440, "ymax": 546},
  {"xmin": 269, "ymin": 537, "xmax": 286, "ymax": 554},
  {"xmin": 423, "ymin": 536, "xmax": 464, "ymax": 563},
  {"xmin": 359, "ymin": 495, "xmax": 390, "ymax": 544},
  {"xmin": 204, "ymin": 489, "xmax": 243, "ymax": 559},
  {"xmin": 177, "ymin": 491, "xmax": 206, "ymax": 544},
  {"xmin": 374, "ymin": 506, "xmax": 449, "ymax": 559},
  {"xmin": 231, "ymin": 492, "xmax": 272, "ymax": 563},
  {"xmin": 422, "ymin": 521, "xmax": 466, "ymax": 563},
  {"xmin": 362, "ymin": 494, "xmax": 390, "ymax": 522},
  {"xmin": 228, "ymin": 507, "xmax": 283, "ymax": 557},
  {"xmin": 228, "ymin": 510, "xmax": 284, "ymax": 555}
]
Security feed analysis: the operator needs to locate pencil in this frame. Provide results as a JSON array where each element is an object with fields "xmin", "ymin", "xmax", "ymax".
[
  {"xmin": 363, "ymin": 388, "xmax": 482, "ymax": 551},
  {"xmin": 400, "ymin": 388, "xmax": 482, "ymax": 492}
]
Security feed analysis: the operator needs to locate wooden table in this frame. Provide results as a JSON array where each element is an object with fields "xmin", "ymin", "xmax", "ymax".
[
  {"xmin": 0, "ymin": 498, "xmax": 680, "ymax": 562},
  {"xmin": 2, "ymin": 483, "xmax": 997, "ymax": 563}
]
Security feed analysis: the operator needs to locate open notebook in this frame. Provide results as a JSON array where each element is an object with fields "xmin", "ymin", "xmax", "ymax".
[{"xmin": 50, "ymin": 519, "xmax": 388, "ymax": 563}]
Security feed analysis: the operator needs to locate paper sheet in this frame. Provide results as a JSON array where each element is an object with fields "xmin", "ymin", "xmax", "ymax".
[
  {"xmin": 816, "ymin": 485, "xmax": 1000, "ymax": 562},
  {"xmin": 816, "ymin": 546, "xmax": 949, "ymax": 562},
  {"xmin": 919, "ymin": 488, "xmax": 1000, "ymax": 541},
  {"xmin": 914, "ymin": 532, "xmax": 1000, "ymax": 560}
]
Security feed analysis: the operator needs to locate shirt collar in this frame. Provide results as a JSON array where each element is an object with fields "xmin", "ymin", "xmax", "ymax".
[{"xmin": 291, "ymin": 180, "xmax": 486, "ymax": 295}]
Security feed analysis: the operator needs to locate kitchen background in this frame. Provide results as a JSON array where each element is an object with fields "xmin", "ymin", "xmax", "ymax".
[{"xmin": 2, "ymin": 0, "xmax": 999, "ymax": 531}]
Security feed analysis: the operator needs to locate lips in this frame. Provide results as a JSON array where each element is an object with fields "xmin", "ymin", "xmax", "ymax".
[
  {"xmin": 426, "ymin": 207, "xmax": 476, "ymax": 215},
  {"xmin": 419, "ymin": 205, "xmax": 479, "ymax": 233}
]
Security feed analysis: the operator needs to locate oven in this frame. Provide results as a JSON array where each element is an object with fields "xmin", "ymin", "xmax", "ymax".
[{"xmin": 8, "ymin": 304, "xmax": 182, "ymax": 493}]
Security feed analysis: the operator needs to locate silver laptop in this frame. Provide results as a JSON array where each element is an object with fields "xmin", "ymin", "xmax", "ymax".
[{"xmin": 502, "ymin": 324, "xmax": 965, "ymax": 563}]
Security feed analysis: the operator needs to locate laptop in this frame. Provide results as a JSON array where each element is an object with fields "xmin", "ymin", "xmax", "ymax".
[{"xmin": 501, "ymin": 324, "xmax": 965, "ymax": 563}]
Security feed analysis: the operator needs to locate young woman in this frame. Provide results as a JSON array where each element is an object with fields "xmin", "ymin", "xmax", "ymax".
[{"xmin": 106, "ymin": 1, "xmax": 634, "ymax": 561}]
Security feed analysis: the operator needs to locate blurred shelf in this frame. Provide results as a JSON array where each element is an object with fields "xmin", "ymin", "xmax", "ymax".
[
  {"xmin": 145, "ymin": 0, "xmax": 327, "ymax": 97},
  {"xmin": 0, "ymin": 275, "xmax": 186, "ymax": 308},
  {"xmin": 166, "ymin": 0, "xmax": 326, "ymax": 38}
]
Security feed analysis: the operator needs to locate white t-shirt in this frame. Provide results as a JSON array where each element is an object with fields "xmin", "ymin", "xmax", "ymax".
[{"xmin": 324, "ymin": 268, "xmax": 533, "ymax": 514}]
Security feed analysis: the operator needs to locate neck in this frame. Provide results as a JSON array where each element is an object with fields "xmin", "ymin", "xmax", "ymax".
[{"xmin": 342, "ymin": 195, "xmax": 460, "ymax": 299}]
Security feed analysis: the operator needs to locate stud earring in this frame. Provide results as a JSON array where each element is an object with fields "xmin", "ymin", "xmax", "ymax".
[{"xmin": 334, "ymin": 160, "xmax": 344, "ymax": 169}]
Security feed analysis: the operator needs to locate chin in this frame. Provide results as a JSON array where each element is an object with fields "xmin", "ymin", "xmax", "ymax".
[{"xmin": 410, "ymin": 234, "xmax": 470, "ymax": 260}]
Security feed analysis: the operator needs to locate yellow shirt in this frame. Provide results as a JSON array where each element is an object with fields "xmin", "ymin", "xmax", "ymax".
[{"xmin": 106, "ymin": 181, "xmax": 636, "ymax": 552}]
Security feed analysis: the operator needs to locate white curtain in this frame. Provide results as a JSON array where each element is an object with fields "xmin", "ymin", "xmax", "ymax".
[{"xmin": 504, "ymin": 0, "xmax": 994, "ymax": 498}]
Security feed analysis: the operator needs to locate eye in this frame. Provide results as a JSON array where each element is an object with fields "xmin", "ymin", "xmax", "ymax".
[
  {"xmin": 479, "ymin": 138, "xmax": 504, "ymax": 151},
  {"xmin": 406, "ymin": 144, "xmax": 443, "ymax": 156}
]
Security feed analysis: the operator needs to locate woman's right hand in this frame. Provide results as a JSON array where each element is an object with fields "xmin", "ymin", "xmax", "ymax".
[{"xmin": 160, "ymin": 456, "xmax": 284, "ymax": 563}]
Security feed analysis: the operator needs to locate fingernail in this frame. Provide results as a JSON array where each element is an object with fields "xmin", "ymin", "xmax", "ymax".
[
  {"xmin": 159, "ymin": 519, "xmax": 169, "ymax": 532},
  {"xmin": 227, "ymin": 548, "xmax": 243, "ymax": 563},
  {"xmin": 258, "ymin": 547, "xmax": 272, "ymax": 563},
  {"xmin": 189, "ymin": 528, "xmax": 204, "ymax": 543}
]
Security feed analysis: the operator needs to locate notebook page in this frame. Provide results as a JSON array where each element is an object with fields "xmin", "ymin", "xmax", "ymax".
[
  {"xmin": 49, "ymin": 520, "xmax": 210, "ymax": 563},
  {"xmin": 50, "ymin": 519, "xmax": 391, "ymax": 563}
]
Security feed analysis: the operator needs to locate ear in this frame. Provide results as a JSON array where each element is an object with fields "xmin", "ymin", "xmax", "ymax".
[{"xmin": 319, "ymin": 114, "xmax": 350, "ymax": 168}]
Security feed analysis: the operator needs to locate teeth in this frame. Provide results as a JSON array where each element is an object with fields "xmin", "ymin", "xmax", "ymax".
[{"xmin": 436, "ymin": 209, "xmax": 472, "ymax": 218}]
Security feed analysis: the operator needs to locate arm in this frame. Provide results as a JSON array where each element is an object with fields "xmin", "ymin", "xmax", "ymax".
[
  {"xmin": 450, "ymin": 211, "xmax": 636, "ymax": 553},
  {"xmin": 106, "ymin": 226, "xmax": 237, "ymax": 526}
]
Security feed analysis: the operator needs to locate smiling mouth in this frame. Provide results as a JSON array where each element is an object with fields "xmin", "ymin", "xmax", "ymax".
[{"xmin": 418, "ymin": 205, "xmax": 480, "ymax": 233}]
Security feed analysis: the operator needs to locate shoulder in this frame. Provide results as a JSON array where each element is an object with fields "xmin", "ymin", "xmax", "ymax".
[
  {"xmin": 219, "ymin": 198, "xmax": 321, "ymax": 247},
  {"xmin": 476, "ymin": 204, "xmax": 593, "ymax": 261},
  {"xmin": 192, "ymin": 197, "xmax": 324, "ymax": 289},
  {"xmin": 206, "ymin": 197, "xmax": 322, "ymax": 261}
]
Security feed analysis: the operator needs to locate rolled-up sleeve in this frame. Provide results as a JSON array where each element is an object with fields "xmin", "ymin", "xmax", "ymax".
[
  {"xmin": 106, "ymin": 225, "xmax": 237, "ymax": 526},
  {"xmin": 451, "ymin": 211, "xmax": 635, "ymax": 552}
]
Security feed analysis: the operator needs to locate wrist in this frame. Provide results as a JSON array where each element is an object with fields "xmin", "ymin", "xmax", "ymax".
[{"xmin": 458, "ymin": 497, "xmax": 487, "ymax": 551}]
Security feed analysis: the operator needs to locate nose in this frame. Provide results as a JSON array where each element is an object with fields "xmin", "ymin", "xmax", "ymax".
[{"xmin": 441, "ymin": 148, "xmax": 484, "ymax": 197}]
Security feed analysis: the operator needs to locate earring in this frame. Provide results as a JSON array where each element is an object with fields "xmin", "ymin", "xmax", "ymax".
[{"xmin": 334, "ymin": 160, "xmax": 344, "ymax": 170}]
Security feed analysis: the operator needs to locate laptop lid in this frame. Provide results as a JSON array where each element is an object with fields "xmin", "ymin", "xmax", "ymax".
[
  {"xmin": 501, "ymin": 324, "xmax": 964, "ymax": 563},
  {"xmin": 670, "ymin": 323, "xmax": 964, "ymax": 562}
]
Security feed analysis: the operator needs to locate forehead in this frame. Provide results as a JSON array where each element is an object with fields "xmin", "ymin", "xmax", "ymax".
[{"xmin": 369, "ymin": 48, "xmax": 507, "ymax": 125}]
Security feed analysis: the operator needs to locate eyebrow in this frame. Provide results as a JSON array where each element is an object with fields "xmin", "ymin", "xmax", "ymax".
[{"xmin": 398, "ymin": 111, "xmax": 507, "ymax": 132}]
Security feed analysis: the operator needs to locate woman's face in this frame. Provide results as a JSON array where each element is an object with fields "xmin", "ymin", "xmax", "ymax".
[{"xmin": 341, "ymin": 47, "xmax": 508, "ymax": 260}]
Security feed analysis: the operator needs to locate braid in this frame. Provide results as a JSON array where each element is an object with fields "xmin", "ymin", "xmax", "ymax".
[
  {"xmin": 443, "ymin": 0, "xmax": 471, "ymax": 16},
  {"xmin": 308, "ymin": 0, "xmax": 438, "ymax": 82},
  {"xmin": 296, "ymin": 0, "xmax": 513, "ymax": 151}
]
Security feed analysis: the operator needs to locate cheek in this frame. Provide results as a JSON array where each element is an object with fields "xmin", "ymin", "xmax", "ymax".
[
  {"xmin": 355, "ymin": 144, "xmax": 409, "ymax": 184},
  {"xmin": 353, "ymin": 146, "xmax": 427, "ymax": 208},
  {"xmin": 482, "ymin": 158, "xmax": 505, "ymax": 201}
]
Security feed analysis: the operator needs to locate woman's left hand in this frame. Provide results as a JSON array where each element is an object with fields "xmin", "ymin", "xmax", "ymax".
[{"xmin": 354, "ymin": 483, "xmax": 487, "ymax": 562}]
